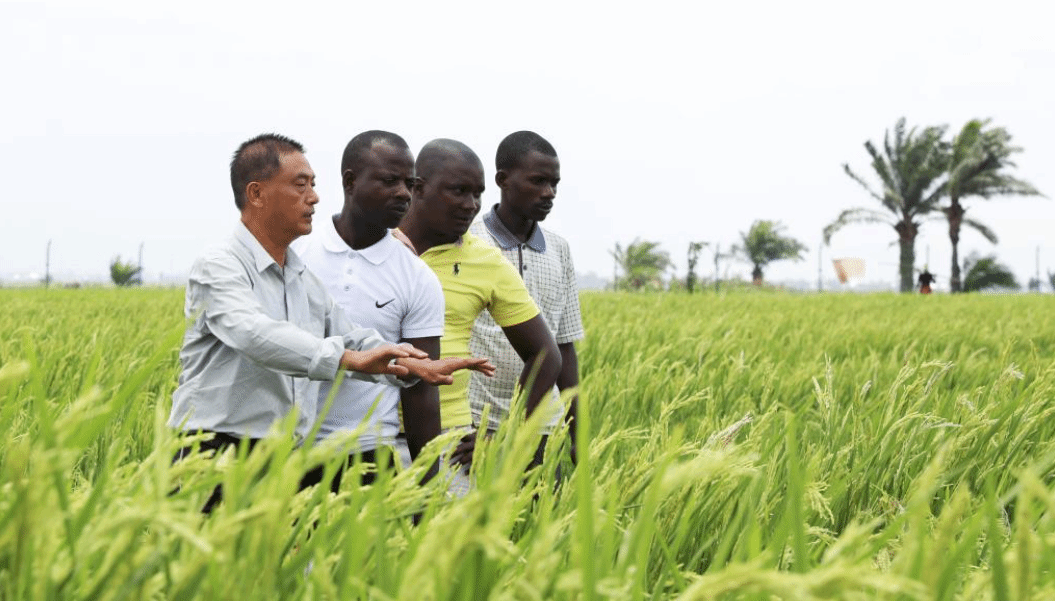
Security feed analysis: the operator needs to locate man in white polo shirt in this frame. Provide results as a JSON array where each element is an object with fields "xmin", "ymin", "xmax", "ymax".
[
  {"xmin": 468, "ymin": 131, "xmax": 585, "ymax": 463},
  {"xmin": 296, "ymin": 131, "xmax": 494, "ymax": 490}
]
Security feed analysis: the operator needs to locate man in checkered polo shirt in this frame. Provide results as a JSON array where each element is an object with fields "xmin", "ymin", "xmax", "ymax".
[{"xmin": 468, "ymin": 131, "xmax": 585, "ymax": 462}]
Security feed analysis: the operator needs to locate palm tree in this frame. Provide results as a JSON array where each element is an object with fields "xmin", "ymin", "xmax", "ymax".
[
  {"xmin": 962, "ymin": 252, "xmax": 1019, "ymax": 292},
  {"xmin": 824, "ymin": 118, "xmax": 948, "ymax": 292},
  {"xmin": 611, "ymin": 239, "xmax": 672, "ymax": 291},
  {"xmin": 685, "ymin": 241, "xmax": 707, "ymax": 293},
  {"xmin": 733, "ymin": 220, "xmax": 806, "ymax": 285},
  {"xmin": 110, "ymin": 255, "xmax": 142, "ymax": 287},
  {"xmin": 942, "ymin": 119, "xmax": 1041, "ymax": 292}
]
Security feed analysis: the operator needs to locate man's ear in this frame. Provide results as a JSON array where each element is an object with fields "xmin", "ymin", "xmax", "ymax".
[
  {"xmin": 495, "ymin": 170, "xmax": 508, "ymax": 188},
  {"xmin": 246, "ymin": 181, "xmax": 265, "ymax": 208},
  {"xmin": 342, "ymin": 169, "xmax": 355, "ymax": 192}
]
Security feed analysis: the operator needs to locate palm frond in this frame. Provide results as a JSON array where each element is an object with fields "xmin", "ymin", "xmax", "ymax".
[
  {"xmin": 823, "ymin": 208, "xmax": 894, "ymax": 244},
  {"xmin": 962, "ymin": 217, "xmax": 999, "ymax": 244},
  {"xmin": 842, "ymin": 163, "xmax": 885, "ymax": 204}
]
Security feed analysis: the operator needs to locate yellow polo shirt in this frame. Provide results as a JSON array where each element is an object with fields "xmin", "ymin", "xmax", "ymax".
[{"xmin": 420, "ymin": 233, "xmax": 540, "ymax": 428}]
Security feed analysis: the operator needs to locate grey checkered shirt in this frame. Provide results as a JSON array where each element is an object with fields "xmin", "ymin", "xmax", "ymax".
[{"xmin": 468, "ymin": 207, "xmax": 584, "ymax": 432}]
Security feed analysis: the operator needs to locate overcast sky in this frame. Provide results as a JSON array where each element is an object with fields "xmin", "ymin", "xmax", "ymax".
[{"xmin": 4, "ymin": 0, "xmax": 1053, "ymax": 289}]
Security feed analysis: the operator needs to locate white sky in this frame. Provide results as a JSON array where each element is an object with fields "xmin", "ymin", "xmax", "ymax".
[{"xmin": 4, "ymin": 0, "xmax": 1053, "ymax": 288}]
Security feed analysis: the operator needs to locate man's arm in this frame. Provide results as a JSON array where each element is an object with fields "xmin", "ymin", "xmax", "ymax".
[
  {"xmin": 399, "ymin": 337, "xmax": 442, "ymax": 460},
  {"xmin": 500, "ymin": 314, "xmax": 562, "ymax": 418},
  {"xmin": 449, "ymin": 317, "xmax": 558, "ymax": 469},
  {"xmin": 194, "ymin": 254, "xmax": 409, "ymax": 380}
]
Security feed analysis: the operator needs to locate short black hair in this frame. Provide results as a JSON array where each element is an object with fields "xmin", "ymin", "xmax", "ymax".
[
  {"xmin": 230, "ymin": 133, "xmax": 305, "ymax": 210},
  {"xmin": 495, "ymin": 131, "xmax": 557, "ymax": 171},
  {"xmin": 341, "ymin": 130, "xmax": 410, "ymax": 174},
  {"xmin": 416, "ymin": 138, "xmax": 482, "ymax": 181}
]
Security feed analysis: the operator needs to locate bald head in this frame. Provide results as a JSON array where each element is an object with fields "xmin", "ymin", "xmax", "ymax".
[
  {"xmin": 403, "ymin": 138, "xmax": 485, "ymax": 250},
  {"xmin": 415, "ymin": 138, "xmax": 483, "ymax": 182}
]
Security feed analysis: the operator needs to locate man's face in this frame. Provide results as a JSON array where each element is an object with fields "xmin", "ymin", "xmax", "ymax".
[
  {"xmin": 497, "ymin": 150, "xmax": 560, "ymax": 223},
  {"xmin": 415, "ymin": 155, "xmax": 485, "ymax": 238},
  {"xmin": 257, "ymin": 151, "xmax": 319, "ymax": 241},
  {"xmin": 347, "ymin": 142, "xmax": 415, "ymax": 229}
]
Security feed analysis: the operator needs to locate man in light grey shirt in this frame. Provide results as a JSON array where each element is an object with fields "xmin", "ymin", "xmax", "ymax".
[
  {"xmin": 169, "ymin": 134, "xmax": 474, "ymax": 510},
  {"xmin": 169, "ymin": 220, "xmax": 408, "ymax": 440}
]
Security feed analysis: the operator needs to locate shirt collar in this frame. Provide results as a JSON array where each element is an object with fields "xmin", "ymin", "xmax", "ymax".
[
  {"xmin": 421, "ymin": 232, "xmax": 469, "ymax": 258},
  {"xmin": 321, "ymin": 214, "xmax": 397, "ymax": 266},
  {"xmin": 481, "ymin": 205, "xmax": 546, "ymax": 252},
  {"xmin": 234, "ymin": 221, "xmax": 299, "ymax": 274}
]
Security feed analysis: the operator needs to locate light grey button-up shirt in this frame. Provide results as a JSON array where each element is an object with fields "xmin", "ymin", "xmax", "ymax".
[{"xmin": 168, "ymin": 222, "xmax": 396, "ymax": 440}]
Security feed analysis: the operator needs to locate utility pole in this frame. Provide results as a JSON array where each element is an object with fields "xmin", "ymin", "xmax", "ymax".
[
  {"xmin": 817, "ymin": 240, "xmax": 822, "ymax": 292},
  {"xmin": 45, "ymin": 239, "xmax": 52, "ymax": 288},
  {"xmin": 714, "ymin": 243, "xmax": 721, "ymax": 293}
]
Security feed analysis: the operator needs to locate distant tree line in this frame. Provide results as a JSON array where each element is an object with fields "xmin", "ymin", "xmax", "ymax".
[
  {"xmin": 825, "ymin": 117, "xmax": 1042, "ymax": 293},
  {"xmin": 611, "ymin": 220, "xmax": 807, "ymax": 292}
]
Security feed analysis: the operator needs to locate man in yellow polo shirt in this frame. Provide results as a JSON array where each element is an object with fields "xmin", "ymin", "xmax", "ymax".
[{"xmin": 398, "ymin": 138, "xmax": 561, "ymax": 494}]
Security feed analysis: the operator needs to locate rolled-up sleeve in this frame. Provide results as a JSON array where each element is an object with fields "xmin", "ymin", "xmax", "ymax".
[{"xmin": 192, "ymin": 255, "xmax": 345, "ymax": 381}]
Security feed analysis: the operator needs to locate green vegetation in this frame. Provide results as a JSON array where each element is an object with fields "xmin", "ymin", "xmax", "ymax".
[
  {"xmin": 963, "ymin": 253, "xmax": 1021, "ymax": 292},
  {"xmin": 109, "ymin": 256, "xmax": 142, "ymax": 287},
  {"xmin": 611, "ymin": 239, "xmax": 672, "ymax": 291},
  {"xmin": 685, "ymin": 241, "xmax": 707, "ymax": 294},
  {"xmin": 825, "ymin": 118, "xmax": 948, "ymax": 293},
  {"xmin": 826, "ymin": 117, "xmax": 1042, "ymax": 294},
  {"xmin": 941, "ymin": 120, "xmax": 1040, "ymax": 292},
  {"xmin": 732, "ymin": 220, "xmax": 807, "ymax": 285},
  {"xmin": 3, "ymin": 288, "xmax": 1055, "ymax": 599}
]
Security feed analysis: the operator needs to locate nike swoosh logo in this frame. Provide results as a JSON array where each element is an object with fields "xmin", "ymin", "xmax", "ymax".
[{"xmin": 375, "ymin": 299, "xmax": 395, "ymax": 309}]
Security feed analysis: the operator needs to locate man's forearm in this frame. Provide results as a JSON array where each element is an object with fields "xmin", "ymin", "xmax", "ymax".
[
  {"xmin": 519, "ymin": 350, "xmax": 562, "ymax": 417},
  {"xmin": 402, "ymin": 385, "xmax": 441, "ymax": 459}
]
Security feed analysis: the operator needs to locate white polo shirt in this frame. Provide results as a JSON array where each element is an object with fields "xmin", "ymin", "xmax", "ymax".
[{"xmin": 293, "ymin": 217, "xmax": 445, "ymax": 451}]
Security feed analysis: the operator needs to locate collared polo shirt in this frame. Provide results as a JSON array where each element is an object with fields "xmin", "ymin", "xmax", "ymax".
[
  {"xmin": 168, "ymin": 222, "xmax": 393, "ymax": 441},
  {"xmin": 294, "ymin": 218, "xmax": 444, "ymax": 451},
  {"xmin": 419, "ymin": 232, "xmax": 540, "ymax": 428},
  {"xmin": 468, "ymin": 206, "xmax": 585, "ymax": 431}
]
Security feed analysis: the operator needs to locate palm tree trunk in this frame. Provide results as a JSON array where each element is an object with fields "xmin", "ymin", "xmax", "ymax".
[
  {"xmin": 894, "ymin": 220, "xmax": 917, "ymax": 293},
  {"xmin": 945, "ymin": 199, "xmax": 965, "ymax": 293}
]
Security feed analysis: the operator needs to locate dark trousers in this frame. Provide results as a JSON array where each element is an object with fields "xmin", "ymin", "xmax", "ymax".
[
  {"xmin": 172, "ymin": 431, "xmax": 262, "ymax": 514},
  {"xmin": 174, "ymin": 432, "xmax": 398, "ymax": 513},
  {"xmin": 299, "ymin": 447, "xmax": 398, "ymax": 494}
]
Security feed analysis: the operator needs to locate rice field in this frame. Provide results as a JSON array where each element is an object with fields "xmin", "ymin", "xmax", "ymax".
[{"xmin": 2, "ymin": 286, "xmax": 1055, "ymax": 600}]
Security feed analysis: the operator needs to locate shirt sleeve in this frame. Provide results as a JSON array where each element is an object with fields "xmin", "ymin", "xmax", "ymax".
[
  {"xmin": 191, "ymin": 254, "xmax": 344, "ymax": 381},
  {"xmin": 555, "ymin": 240, "xmax": 585, "ymax": 344},
  {"xmin": 326, "ymin": 297, "xmax": 417, "ymax": 388},
  {"xmin": 401, "ymin": 267, "xmax": 445, "ymax": 340},
  {"xmin": 487, "ymin": 252, "xmax": 541, "ymax": 327}
]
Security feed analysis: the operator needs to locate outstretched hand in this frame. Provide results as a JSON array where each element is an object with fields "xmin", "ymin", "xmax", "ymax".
[
  {"xmin": 341, "ymin": 343, "xmax": 428, "ymax": 377},
  {"xmin": 436, "ymin": 356, "xmax": 497, "ymax": 378},
  {"xmin": 397, "ymin": 356, "xmax": 497, "ymax": 385}
]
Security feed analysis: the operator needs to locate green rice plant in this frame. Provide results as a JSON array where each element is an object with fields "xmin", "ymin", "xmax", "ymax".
[{"xmin": 3, "ymin": 287, "xmax": 1055, "ymax": 599}]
